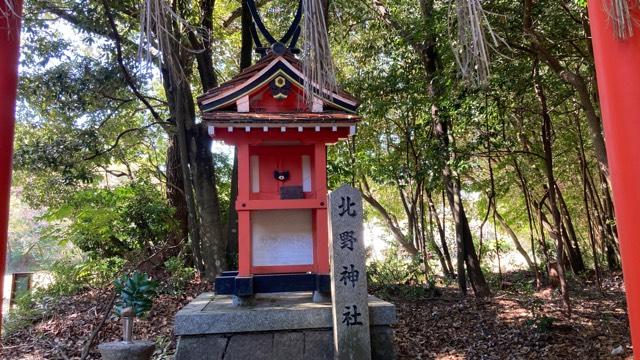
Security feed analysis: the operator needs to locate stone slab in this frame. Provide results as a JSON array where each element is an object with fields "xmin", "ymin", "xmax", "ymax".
[
  {"xmin": 174, "ymin": 328, "xmax": 397, "ymax": 360},
  {"xmin": 371, "ymin": 326, "xmax": 398, "ymax": 360},
  {"xmin": 97, "ymin": 340, "xmax": 155, "ymax": 360},
  {"xmin": 226, "ymin": 333, "xmax": 274, "ymax": 360},
  {"xmin": 174, "ymin": 291, "xmax": 396, "ymax": 336},
  {"xmin": 174, "ymin": 335, "xmax": 228, "ymax": 360},
  {"xmin": 273, "ymin": 332, "xmax": 304, "ymax": 359},
  {"xmin": 329, "ymin": 185, "xmax": 371, "ymax": 359},
  {"xmin": 303, "ymin": 330, "xmax": 334, "ymax": 360}
]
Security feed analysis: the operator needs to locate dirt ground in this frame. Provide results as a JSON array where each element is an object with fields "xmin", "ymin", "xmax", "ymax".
[
  {"xmin": 388, "ymin": 274, "xmax": 632, "ymax": 359},
  {"xmin": 0, "ymin": 274, "xmax": 632, "ymax": 359}
]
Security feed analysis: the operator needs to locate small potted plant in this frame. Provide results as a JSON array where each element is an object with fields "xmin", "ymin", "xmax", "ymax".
[{"xmin": 98, "ymin": 271, "xmax": 158, "ymax": 360}]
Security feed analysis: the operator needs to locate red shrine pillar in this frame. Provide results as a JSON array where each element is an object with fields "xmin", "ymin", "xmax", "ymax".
[
  {"xmin": 587, "ymin": 0, "xmax": 640, "ymax": 354},
  {"xmin": 236, "ymin": 142, "xmax": 251, "ymax": 277},
  {"xmin": 0, "ymin": 0, "xmax": 24, "ymax": 321},
  {"xmin": 313, "ymin": 143, "xmax": 329, "ymax": 275}
]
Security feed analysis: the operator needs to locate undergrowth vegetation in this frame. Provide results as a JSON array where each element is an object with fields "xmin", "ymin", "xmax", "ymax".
[
  {"xmin": 367, "ymin": 246, "xmax": 440, "ymax": 299},
  {"xmin": 2, "ymin": 254, "xmax": 196, "ymax": 338}
]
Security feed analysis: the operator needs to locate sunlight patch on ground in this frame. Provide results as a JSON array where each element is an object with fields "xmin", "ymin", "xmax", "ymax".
[
  {"xmin": 495, "ymin": 298, "xmax": 531, "ymax": 323},
  {"xmin": 434, "ymin": 350, "xmax": 466, "ymax": 359}
]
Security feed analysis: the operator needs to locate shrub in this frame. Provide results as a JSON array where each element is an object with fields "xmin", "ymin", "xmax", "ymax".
[
  {"xmin": 46, "ymin": 257, "xmax": 125, "ymax": 297},
  {"xmin": 162, "ymin": 256, "xmax": 195, "ymax": 295},
  {"xmin": 3, "ymin": 257, "xmax": 125, "ymax": 337},
  {"xmin": 2, "ymin": 293, "xmax": 44, "ymax": 337},
  {"xmin": 367, "ymin": 246, "xmax": 438, "ymax": 299},
  {"xmin": 43, "ymin": 181, "xmax": 176, "ymax": 259}
]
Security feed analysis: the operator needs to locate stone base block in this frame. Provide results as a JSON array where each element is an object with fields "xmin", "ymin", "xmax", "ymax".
[
  {"xmin": 174, "ymin": 292, "xmax": 397, "ymax": 360},
  {"xmin": 98, "ymin": 340, "xmax": 155, "ymax": 360}
]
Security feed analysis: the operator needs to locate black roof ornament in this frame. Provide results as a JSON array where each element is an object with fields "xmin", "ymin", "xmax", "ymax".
[{"xmin": 247, "ymin": 0, "xmax": 302, "ymax": 57}]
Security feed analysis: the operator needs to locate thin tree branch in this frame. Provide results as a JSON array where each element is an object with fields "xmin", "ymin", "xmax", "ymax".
[
  {"xmin": 84, "ymin": 121, "xmax": 166, "ymax": 161},
  {"xmin": 102, "ymin": 0, "xmax": 164, "ymax": 123},
  {"xmin": 223, "ymin": 0, "xmax": 275, "ymax": 28}
]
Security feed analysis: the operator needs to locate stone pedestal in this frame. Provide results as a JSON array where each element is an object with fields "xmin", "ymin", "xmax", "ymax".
[
  {"xmin": 97, "ymin": 340, "xmax": 155, "ymax": 360},
  {"xmin": 174, "ymin": 292, "xmax": 397, "ymax": 360}
]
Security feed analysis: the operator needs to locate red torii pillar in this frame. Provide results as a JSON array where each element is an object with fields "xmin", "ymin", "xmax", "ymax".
[
  {"xmin": 588, "ymin": 0, "xmax": 640, "ymax": 355},
  {"xmin": 0, "ymin": 0, "xmax": 23, "ymax": 321}
]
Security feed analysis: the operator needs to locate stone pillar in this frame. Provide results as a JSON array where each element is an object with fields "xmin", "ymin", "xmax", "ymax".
[{"xmin": 329, "ymin": 185, "xmax": 371, "ymax": 360}]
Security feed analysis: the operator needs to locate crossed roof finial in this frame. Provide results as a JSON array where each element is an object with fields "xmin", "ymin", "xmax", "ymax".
[{"xmin": 247, "ymin": 0, "xmax": 303, "ymax": 57}]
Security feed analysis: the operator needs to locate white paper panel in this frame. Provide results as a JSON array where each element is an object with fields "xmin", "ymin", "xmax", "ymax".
[
  {"xmin": 302, "ymin": 155, "xmax": 311, "ymax": 192},
  {"xmin": 251, "ymin": 210, "xmax": 313, "ymax": 266}
]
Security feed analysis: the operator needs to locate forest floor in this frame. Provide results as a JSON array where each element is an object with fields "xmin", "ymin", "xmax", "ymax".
[
  {"xmin": 0, "ymin": 272, "xmax": 631, "ymax": 359},
  {"xmin": 386, "ymin": 272, "xmax": 632, "ymax": 359}
]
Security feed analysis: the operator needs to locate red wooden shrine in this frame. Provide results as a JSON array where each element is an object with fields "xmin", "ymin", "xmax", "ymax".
[{"xmin": 198, "ymin": 52, "xmax": 360, "ymax": 296}]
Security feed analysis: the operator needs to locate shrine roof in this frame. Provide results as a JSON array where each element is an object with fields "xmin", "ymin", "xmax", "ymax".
[
  {"xmin": 197, "ymin": 53, "xmax": 360, "ymax": 114},
  {"xmin": 202, "ymin": 111, "xmax": 360, "ymax": 124}
]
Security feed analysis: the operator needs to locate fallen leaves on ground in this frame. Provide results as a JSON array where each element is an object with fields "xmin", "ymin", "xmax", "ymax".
[
  {"xmin": 0, "ymin": 274, "xmax": 632, "ymax": 359},
  {"xmin": 1, "ymin": 280, "xmax": 209, "ymax": 359},
  {"xmin": 390, "ymin": 274, "xmax": 632, "ymax": 359}
]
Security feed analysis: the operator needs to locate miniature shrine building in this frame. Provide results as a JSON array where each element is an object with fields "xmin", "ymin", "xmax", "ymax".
[{"xmin": 197, "ymin": 50, "xmax": 360, "ymax": 297}]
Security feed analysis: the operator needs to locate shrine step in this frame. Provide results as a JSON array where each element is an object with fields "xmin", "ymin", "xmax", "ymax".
[{"xmin": 173, "ymin": 292, "xmax": 397, "ymax": 360}]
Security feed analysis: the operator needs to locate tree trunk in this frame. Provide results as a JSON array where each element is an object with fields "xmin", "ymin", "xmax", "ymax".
[
  {"xmin": 162, "ymin": 66, "xmax": 205, "ymax": 274},
  {"xmin": 163, "ymin": 53, "xmax": 226, "ymax": 280},
  {"xmin": 165, "ymin": 135, "xmax": 189, "ymax": 259},
  {"xmin": 556, "ymin": 184, "xmax": 586, "ymax": 273},
  {"xmin": 534, "ymin": 63, "xmax": 571, "ymax": 314},
  {"xmin": 443, "ymin": 163, "xmax": 490, "ymax": 297},
  {"xmin": 491, "ymin": 204, "xmax": 540, "ymax": 281},
  {"xmin": 426, "ymin": 190, "xmax": 455, "ymax": 276},
  {"xmin": 424, "ymin": 192, "xmax": 451, "ymax": 278},
  {"xmin": 360, "ymin": 178, "xmax": 419, "ymax": 256},
  {"xmin": 511, "ymin": 158, "xmax": 542, "ymax": 287},
  {"xmin": 600, "ymin": 173, "xmax": 621, "ymax": 271},
  {"xmin": 192, "ymin": 122, "xmax": 227, "ymax": 279},
  {"xmin": 372, "ymin": 0, "xmax": 488, "ymax": 296},
  {"xmin": 523, "ymin": 0, "xmax": 610, "ymax": 184},
  {"xmin": 576, "ymin": 117, "xmax": 601, "ymax": 288}
]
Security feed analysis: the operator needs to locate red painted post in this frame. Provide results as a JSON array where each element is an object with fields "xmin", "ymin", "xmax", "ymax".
[
  {"xmin": 0, "ymin": 0, "xmax": 24, "ymax": 323},
  {"xmin": 236, "ymin": 142, "xmax": 251, "ymax": 277},
  {"xmin": 313, "ymin": 143, "xmax": 329, "ymax": 274},
  {"xmin": 587, "ymin": 0, "xmax": 640, "ymax": 354}
]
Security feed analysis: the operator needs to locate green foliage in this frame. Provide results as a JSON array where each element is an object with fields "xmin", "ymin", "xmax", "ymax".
[
  {"xmin": 531, "ymin": 316, "xmax": 555, "ymax": 333},
  {"xmin": 368, "ymin": 247, "xmax": 439, "ymax": 299},
  {"xmin": 162, "ymin": 256, "xmax": 196, "ymax": 295},
  {"xmin": 11, "ymin": 0, "xmax": 614, "ymax": 296},
  {"xmin": 523, "ymin": 296, "xmax": 555, "ymax": 332},
  {"xmin": 46, "ymin": 257, "xmax": 126, "ymax": 297},
  {"xmin": 476, "ymin": 237, "xmax": 512, "ymax": 266},
  {"xmin": 2, "ymin": 293, "xmax": 45, "ymax": 338},
  {"xmin": 114, "ymin": 271, "xmax": 158, "ymax": 318},
  {"xmin": 43, "ymin": 181, "xmax": 176, "ymax": 258},
  {"xmin": 3, "ymin": 256, "xmax": 125, "ymax": 337},
  {"xmin": 7, "ymin": 189, "xmax": 69, "ymax": 272}
]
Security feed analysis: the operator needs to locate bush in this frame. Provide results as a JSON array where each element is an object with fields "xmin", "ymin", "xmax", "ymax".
[
  {"xmin": 46, "ymin": 257, "xmax": 125, "ymax": 297},
  {"xmin": 2, "ymin": 257, "xmax": 125, "ymax": 337},
  {"xmin": 367, "ymin": 246, "xmax": 438, "ymax": 299},
  {"xmin": 2, "ymin": 293, "xmax": 44, "ymax": 337},
  {"xmin": 43, "ymin": 181, "xmax": 176, "ymax": 259},
  {"xmin": 162, "ymin": 256, "xmax": 195, "ymax": 295}
]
